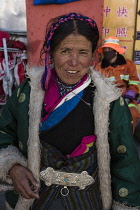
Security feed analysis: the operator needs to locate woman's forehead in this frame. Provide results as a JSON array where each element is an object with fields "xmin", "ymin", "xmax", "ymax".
[{"xmin": 58, "ymin": 34, "xmax": 92, "ymax": 49}]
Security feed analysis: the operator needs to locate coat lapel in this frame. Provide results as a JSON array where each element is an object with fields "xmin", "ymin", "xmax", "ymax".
[
  {"xmin": 15, "ymin": 65, "xmax": 45, "ymax": 210},
  {"xmin": 91, "ymin": 69, "xmax": 121, "ymax": 209}
]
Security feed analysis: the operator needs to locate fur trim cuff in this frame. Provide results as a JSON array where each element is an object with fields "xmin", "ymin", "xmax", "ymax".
[
  {"xmin": 0, "ymin": 145, "xmax": 27, "ymax": 190},
  {"xmin": 113, "ymin": 200, "xmax": 140, "ymax": 210}
]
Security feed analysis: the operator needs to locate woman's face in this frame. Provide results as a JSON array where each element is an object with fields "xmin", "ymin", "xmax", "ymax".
[{"xmin": 52, "ymin": 34, "xmax": 93, "ymax": 85}]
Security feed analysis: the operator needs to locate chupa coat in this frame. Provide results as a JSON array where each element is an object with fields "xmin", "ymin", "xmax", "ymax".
[{"xmin": 0, "ymin": 66, "xmax": 140, "ymax": 210}]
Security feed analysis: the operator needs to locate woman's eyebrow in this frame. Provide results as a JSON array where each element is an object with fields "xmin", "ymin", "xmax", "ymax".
[
  {"xmin": 60, "ymin": 47, "xmax": 71, "ymax": 50},
  {"xmin": 79, "ymin": 49, "xmax": 90, "ymax": 52}
]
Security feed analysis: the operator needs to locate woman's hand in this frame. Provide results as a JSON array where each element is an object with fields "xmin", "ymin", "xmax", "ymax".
[{"xmin": 9, "ymin": 164, "xmax": 39, "ymax": 199}]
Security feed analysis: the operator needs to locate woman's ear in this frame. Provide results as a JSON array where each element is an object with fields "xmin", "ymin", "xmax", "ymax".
[
  {"xmin": 49, "ymin": 56, "xmax": 54, "ymax": 68},
  {"xmin": 49, "ymin": 54, "xmax": 54, "ymax": 64},
  {"xmin": 49, "ymin": 59, "xmax": 53, "ymax": 64}
]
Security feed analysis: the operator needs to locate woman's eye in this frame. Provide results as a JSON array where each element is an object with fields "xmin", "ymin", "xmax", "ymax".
[
  {"xmin": 79, "ymin": 51, "xmax": 88, "ymax": 55},
  {"xmin": 61, "ymin": 49, "xmax": 70, "ymax": 54}
]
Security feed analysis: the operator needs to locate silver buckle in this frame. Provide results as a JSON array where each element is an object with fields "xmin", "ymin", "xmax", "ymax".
[{"xmin": 40, "ymin": 167, "xmax": 94, "ymax": 190}]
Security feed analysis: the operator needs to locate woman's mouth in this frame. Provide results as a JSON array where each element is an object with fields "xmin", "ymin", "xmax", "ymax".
[{"xmin": 67, "ymin": 70, "xmax": 78, "ymax": 74}]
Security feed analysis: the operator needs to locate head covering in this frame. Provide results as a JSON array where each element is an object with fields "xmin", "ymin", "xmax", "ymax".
[
  {"xmin": 98, "ymin": 36, "xmax": 126, "ymax": 55},
  {"xmin": 41, "ymin": 12, "xmax": 98, "ymax": 91}
]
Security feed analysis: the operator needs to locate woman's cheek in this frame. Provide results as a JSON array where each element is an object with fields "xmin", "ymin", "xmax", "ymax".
[{"xmin": 82, "ymin": 57, "xmax": 92, "ymax": 67}]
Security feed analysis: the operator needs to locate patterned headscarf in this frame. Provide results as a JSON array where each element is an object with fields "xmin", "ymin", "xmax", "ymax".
[{"xmin": 41, "ymin": 12, "xmax": 98, "ymax": 91}]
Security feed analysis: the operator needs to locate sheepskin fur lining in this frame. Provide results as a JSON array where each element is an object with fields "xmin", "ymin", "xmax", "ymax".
[
  {"xmin": 113, "ymin": 200, "xmax": 140, "ymax": 210},
  {"xmin": 26, "ymin": 65, "xmax": 45, "ymax": 181}
]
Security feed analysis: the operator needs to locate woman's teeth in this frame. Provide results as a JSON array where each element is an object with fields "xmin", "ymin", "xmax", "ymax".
[{"xmin": 67, "ymin": 71, "xmax": 77, "ymax": 74}]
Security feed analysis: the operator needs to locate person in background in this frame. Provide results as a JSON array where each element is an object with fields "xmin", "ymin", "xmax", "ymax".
[
  {"xmin": 0, "ymin": 13, "xmax": 140, "ymax": 210},
  {"xmin": 95, "ymin": 36, "xmax": 140, "ymax": 132}
]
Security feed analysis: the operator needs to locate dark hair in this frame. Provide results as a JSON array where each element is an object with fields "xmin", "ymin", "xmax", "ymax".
[
  {"xmin": 50, "ymin": 19, "xmax": 99, "ymax": 54},
  {"xmin": 40, "ymin": 15, "xmax": 99, "ymax": 60}
]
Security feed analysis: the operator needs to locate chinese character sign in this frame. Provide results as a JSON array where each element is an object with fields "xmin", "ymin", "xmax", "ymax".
[{"xmin": 102, "ymin": 0, "xmax": 137, "ymax": 59}]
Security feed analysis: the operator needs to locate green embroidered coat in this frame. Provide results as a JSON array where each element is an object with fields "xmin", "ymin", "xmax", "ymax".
[{"xmin": 0, "ymin": 67, "xmax": 140, "ymax": 210}]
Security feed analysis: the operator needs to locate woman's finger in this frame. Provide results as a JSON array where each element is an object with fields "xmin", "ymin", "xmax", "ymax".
[{"xmin": 9, "ymin": 164, "xmax": 39, "ymax": 199}]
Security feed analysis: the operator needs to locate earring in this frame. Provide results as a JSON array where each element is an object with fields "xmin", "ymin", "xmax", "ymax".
[
  {"xmin": 92, "ymin": 57, "xmax": 94, "ymax": 60},
  {"xmin": 49, "ymin": 60, "xmax": 54, "ymax": 69},
  {"xmin": 49, "ymin": 60, "xmax": 53, "ymax": 64}
]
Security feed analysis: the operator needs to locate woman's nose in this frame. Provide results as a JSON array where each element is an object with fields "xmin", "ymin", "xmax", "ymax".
[{"xmin": 68, "ymin": 53, "xmax": 80, "ymax": 66}]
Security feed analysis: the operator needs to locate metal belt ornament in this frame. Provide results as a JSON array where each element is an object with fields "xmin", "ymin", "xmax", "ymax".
[{"xmin": 40, "ymin": 167, "xmax": 95, "ymax": 196}]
